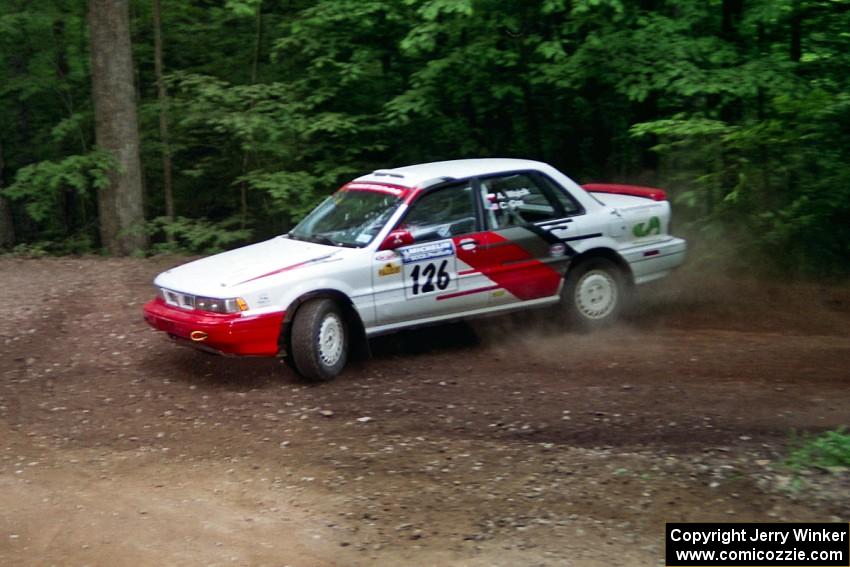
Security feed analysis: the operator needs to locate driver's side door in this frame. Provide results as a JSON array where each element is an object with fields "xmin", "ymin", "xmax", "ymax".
[{"xmin": 371, "ymin": 181, "xmax": 493, "ymax": 327}]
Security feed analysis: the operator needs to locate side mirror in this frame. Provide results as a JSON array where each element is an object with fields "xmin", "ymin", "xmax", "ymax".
[{"xmin": 378, "ymin": 229, "xmax": 414, "ymax": 251}]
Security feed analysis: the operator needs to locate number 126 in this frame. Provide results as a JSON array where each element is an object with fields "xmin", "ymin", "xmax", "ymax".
[{"xmin": 410, "ymin": 260, "xmax": 451, "ymax": 295}]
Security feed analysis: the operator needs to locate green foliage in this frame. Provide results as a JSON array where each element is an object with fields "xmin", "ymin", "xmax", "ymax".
[
  {"xmin": 787, "ymin": 428, "xmax": 850, "ymax": 472},
  {"xmin": 3, "ymin": 235, "xmax": 95, "ymax": 257},
  {"xmin": 2, "ymin": 149, "xmax": 110, "ymax": 253},
  {"xmin": 147, "ymin": 216, "xmax": 252, "ymax": 255},
  {"xmin": 225, "ymin": 0, "xmax": 262, "ymax": 18},
  {"xmin": 3, "ymin": 150, "xmax": 111, "ymax": 222},
  {"xmin": 5, "ymin": 242, "xmax": 50, "ymax": 258},
  {"xmin": 239, "ymin": 170, "xmax": 326, "ymax": 221},
  {"xmin": 0, "ymin": 0, "xmax": 846, "ymax": 275}
]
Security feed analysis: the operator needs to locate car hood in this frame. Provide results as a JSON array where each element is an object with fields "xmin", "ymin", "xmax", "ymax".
[{"xmin": 154, "ymin": 236, "xmax": 344, "ymax": 296}]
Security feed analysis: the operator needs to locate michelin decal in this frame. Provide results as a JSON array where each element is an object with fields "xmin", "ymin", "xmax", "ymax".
[{"xmin": 400, "ymin": 240, "xmax": 455, "ymax": 264}]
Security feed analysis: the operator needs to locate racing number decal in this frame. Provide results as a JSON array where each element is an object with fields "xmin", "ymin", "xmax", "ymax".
[
  {"xmin": 410, "ymin": 260, "xmax": 451, "ymax": 295},
  {"xmin": 400, "ymin": 240, "xmax": 458, "ymax": 299}
]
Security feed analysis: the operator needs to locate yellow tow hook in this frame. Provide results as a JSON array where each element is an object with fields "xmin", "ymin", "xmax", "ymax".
[{"xmin": 190, "ymin": 330, "xmax": 208, "ymax": 342}]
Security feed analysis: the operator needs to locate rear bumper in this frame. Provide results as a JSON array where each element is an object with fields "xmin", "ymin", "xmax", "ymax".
[
  {"xmin": 622, "ymin": 237, "xmax": 687, "ymax": 285},
  {"xmin": 142, "ymin": 298, "xmax": 284, "ymax": 356}
]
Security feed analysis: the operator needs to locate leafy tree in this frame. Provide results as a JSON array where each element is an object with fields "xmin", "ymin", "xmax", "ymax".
[
  {"xmin": 0, "ymin": 0, "xmax": 846, "ymax": 276},
  {"xmin": 0, "ymin": 1, "xmax": 95, "ymax": 248}
]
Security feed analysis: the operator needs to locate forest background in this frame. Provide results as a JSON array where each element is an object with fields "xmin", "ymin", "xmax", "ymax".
[{"xmin": 0, "ymin": 0, "xmax": 847, "ymax": 277}]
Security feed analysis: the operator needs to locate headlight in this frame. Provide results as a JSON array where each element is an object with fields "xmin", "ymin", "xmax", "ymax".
[
  {"xmin": 195, "ymin": 296, "xmax": 249, "ymax": 313},
  {"xmin": 158, "ymin": 288, "xmax": 248, "ymax": 313}
]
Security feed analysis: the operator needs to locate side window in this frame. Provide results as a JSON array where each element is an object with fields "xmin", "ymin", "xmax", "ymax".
[
  {"xmin": 401, "ymin": 183, "xmax": 477, "ymax": 243},
  {"xmin": 481, "ymin": 173, "xmax": 562, "ymax": 228},
  {"xmin": 538, "ymin": 174, "xmax": 583, "ymax": 216}
]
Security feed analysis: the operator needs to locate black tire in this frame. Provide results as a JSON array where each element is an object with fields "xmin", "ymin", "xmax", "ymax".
[
  {"xmin": 562, "ymin": 257, "xmax": 628, "ymax": 330},
  {"xmin": 290, "ymin": 299, "xmax": 348, "ymax": 382}
]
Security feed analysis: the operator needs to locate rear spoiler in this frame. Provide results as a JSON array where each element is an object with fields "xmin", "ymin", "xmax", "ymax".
[{"xmin": 582, "ymin": 183, "xmax": 667, "ymax": 202}]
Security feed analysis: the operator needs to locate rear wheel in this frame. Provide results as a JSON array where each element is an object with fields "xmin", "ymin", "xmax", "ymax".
[
  {"xmin": 290, "ymin": 299, "xmax": 348, "ymax": 381},
  {"xmin": 563, "ymin": 257, "xmax": 628, "ymax": 330}
]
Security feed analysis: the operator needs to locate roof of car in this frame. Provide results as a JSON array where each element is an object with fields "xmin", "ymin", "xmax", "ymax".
[{"xmin": 353, "ymin": 158, "xmax": 550, "ymax": 188}]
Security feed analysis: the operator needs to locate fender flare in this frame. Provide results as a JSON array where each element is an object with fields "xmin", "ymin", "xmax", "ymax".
[
  {"xmin": 279, "ymin": 289, "xmax": 370, "ymax": 361},
  {"xmin": 568, "ymin": 247, "xmax": 635, "ymax": 288}
]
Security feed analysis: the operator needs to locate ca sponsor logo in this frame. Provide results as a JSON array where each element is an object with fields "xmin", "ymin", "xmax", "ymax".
[{"xmin": 632, "ymin": 216, "xmax": 661, "ymax": 237}]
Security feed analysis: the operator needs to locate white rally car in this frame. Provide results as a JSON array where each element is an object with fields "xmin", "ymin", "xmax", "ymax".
[{"xmin": 144, "ymin": 159, "xmax": 686, "ymax": 380}]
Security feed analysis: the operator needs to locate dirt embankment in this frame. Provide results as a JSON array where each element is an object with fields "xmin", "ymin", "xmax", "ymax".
[{"xmin": 1, "ymin": 257, "xmax": 848, "ymax": 566}]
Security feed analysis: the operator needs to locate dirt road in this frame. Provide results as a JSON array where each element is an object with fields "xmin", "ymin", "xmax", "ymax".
[{"xmin": 1, "ymin": 257, "xmax": 847, "ymax": 566}]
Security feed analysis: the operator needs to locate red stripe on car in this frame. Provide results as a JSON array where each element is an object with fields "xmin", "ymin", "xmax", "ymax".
[
  {"xmin": 453, "ymin": 232, "xmax": 563, "ymax": 301},
  {"xmin": 403, "ymin": 187, "xmax": 423, "ymax": 204},
  {"xmin": 342, "ymin": 182, "xmax": 410, "ymax": 198},
  {"xmin": 236, "ymin": 254, "xmax": 334, "ymax": 285},
  {"xmin": 582, "ymin": 183, "xmax": 667, "ymax": 201},
  {"xmin": 436, "ymin": 284, "xmax": 500, "ymax": 301}
]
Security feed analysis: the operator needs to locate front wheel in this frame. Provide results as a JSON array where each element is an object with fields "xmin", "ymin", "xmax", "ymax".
[
  {"xmin": 290, "ymin": 299, "xmax": 348, "ymax": 381},
  {"xmin": 563, "ymin": 257, "xmax": 629, "ymax": 330}
]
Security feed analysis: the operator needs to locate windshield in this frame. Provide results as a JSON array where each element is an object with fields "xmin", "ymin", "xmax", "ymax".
[{"xmin": 289, "ymin": 189, "xmax": 402, "ymax": 247}]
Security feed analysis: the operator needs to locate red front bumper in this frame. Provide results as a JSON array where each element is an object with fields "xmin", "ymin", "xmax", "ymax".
[{"xmin": 143, "ymin": 298, "xmax": 285, "ymax": 356}]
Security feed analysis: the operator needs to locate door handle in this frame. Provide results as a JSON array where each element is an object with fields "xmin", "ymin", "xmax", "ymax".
[{"xmin": 459, "ymin": 238, "xmax": 479, "ymax": 251}]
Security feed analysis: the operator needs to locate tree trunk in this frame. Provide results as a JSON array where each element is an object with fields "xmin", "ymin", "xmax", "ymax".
[
  {"xmin": 0, "ymin": 142, "xmax": 15, "ymax": 248},
  {"xmin": 717, "ymin": 0, "xmax": 744, "ymax": 212},
  {"xmin": 721, "ymin": 0, "xmax": 744, "ymax": 40},
  {"xmin": 88, "ymin": 0, "xmax": 147, "ymax": 255},
  {"xmin": 789, "ymin": 0, "xmax": 802, "ymax": 63},
  {"xmin": 153, "ymin": 0, "xmax": 175, "ymax": 235},
  {"xmin": 239, "ymin": 0, "xmax": 263, "ymax": 229}
]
